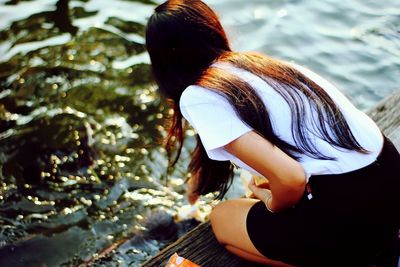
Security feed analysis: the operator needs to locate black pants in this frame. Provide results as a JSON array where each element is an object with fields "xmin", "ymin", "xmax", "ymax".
[{"xmin": 247, "ymin": 137, "xmax": 400, "ymax": 267}]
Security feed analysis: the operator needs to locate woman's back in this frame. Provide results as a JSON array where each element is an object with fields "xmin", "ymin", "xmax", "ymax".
[{"xmin": 180, "ymin": 61, "xmax": 384, "ymax": 179}]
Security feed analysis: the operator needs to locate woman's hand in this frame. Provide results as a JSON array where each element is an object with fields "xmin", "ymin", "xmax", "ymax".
[
  {"xmin": 225, "ymin": 131, "xmax": 306, "ymax": 212},
  {"xmin": 248, "ymin": 177, "xmax": 276, "ymax": 212},
  {"xmin": 186, "ymin": 174, "xmax": 200, "ymax": 205},
  {"xmin": 253, "ymin": 175, "xmax": 270, "ymax": 189}
]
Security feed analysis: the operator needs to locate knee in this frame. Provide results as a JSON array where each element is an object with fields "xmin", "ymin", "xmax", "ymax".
[
  {"xmin": 209, "ymin": 202, "xmax": 222, "ymax": 228},
  {"xmin": 210, "ymin": 201, "xmax": 229, "ymax": 225},
  {"xmin": 209, "ymin": 202, "xmax": 230, "ymax": 244}
]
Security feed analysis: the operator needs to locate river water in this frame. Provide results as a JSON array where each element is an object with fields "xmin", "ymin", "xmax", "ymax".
[{"xmin": 0, "ymin": 0, "xmax": 399, "ymax": 266}]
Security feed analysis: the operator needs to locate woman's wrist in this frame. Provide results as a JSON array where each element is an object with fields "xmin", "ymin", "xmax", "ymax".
[{"xmin": 265, "ymin": 194, "xmax": 275, "ymax": 213}]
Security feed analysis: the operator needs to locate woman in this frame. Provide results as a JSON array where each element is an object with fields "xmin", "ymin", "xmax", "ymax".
[{"xmin": 145, "ymin": 1, "xmax": 400, "ymax": 266}]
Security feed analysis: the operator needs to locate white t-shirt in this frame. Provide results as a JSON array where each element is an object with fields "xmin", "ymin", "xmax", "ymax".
[{"xmin": 179, "ymin": 62, "xmax": 383, "ymax": 180}]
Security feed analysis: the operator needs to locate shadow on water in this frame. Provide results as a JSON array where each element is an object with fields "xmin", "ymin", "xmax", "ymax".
[
  {"xmin": 51, "ymin": 0, "xmax": 78, "ymax": 35},
  {"xmin": 0, "ymin": 0, "xmax": 201, "ymax": 266}
]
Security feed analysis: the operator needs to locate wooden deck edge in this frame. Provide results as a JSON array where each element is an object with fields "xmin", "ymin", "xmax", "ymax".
[
  {"xmin": 141, "ymin": 221, "xmax": 256, "ymax": 267},
  {"xmin": 367, "ymin": 90, "xmax": 400, "ymax": 150}
]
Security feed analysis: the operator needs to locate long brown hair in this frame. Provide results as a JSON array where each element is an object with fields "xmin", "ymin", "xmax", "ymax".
[{"xmin": 145, "ymin": 0, "xmax": 368, "ymax": 199}]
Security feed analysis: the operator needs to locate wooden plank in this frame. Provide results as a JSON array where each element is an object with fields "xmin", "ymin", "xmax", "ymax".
[
  {"xmin": 141, "ymin": 221, "xmax": 259, "ymax": 267},
  {"xmin": 367, "ymin": 90, "xmax": 400, "ymax": 150},
  {"xmin": 142, "ymin": 90, "xmax": 400, "ymax": 267}
]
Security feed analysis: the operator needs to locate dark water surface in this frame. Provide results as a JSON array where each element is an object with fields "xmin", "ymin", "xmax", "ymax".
[{"xmin": 0, "ymin": 0, "xmax": 399, "ymax": 266}]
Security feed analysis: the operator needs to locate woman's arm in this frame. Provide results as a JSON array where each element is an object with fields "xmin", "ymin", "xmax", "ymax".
[{"xmin": 224, "ymin": 131, "xmax": 306, "ymax": 212}]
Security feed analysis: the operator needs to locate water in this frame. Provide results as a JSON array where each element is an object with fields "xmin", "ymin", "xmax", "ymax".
[{"xmin": 0, "ymin": 0, "xmax": 399, "ymax": 266}]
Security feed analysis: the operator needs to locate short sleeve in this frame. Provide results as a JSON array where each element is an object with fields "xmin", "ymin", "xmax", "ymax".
[{"xmin": 179, "ymin": 85, "xmax": 253, "ymax": 160}]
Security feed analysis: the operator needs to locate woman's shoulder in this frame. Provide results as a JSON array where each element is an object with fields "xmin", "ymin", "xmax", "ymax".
[
  {"xmin": 211, "ymin": 61, "xmax": 260, "ymax": 82},
  {"xmin": 181, "ymin": 84, "xmax": 207, "ymax": 98},
  {"xmin": 288, "ymin": 62, "xmax": 337, "ymax": 90},
  {"xmin": 180, "ymin": 84, "xmax": 229, "ymax": 108}
]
